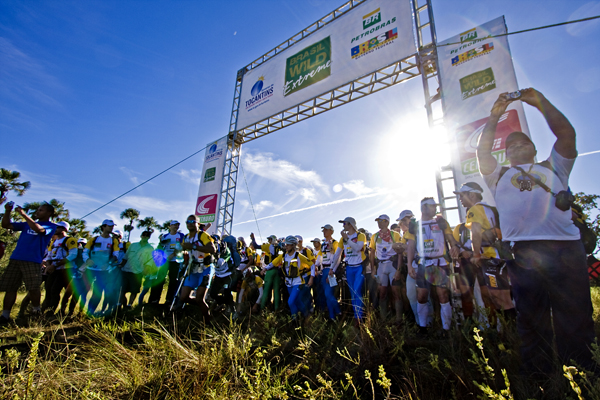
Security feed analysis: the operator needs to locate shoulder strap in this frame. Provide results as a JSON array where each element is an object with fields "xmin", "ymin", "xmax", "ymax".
[
  {"xmin": 515, "ymin": 166, "xmax": 554, "ymax": 195},
  {"xmin": 479, "ymin": 204, "xmax": 501, "ymax": 229},
  {"xmin": 498, "ymin": 166, "xmax": 510, "ymax": 182}
]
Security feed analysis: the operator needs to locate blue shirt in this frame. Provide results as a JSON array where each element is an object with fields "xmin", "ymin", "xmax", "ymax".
[{"xmin": 10, "ymin": 221, "xmax": 58, "ymax": 263}]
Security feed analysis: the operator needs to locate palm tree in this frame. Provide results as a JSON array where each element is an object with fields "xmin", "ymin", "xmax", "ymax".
[
  {"xmin": 120, "ymin": 208, "xmax": 140, "ymax": 242},
  {"xmin": 137, "ymin": 216, "xmax": 160, "ymax": 235},
  {"xmin": 22, "ymin": 199, "xmax": 69, "ymax": 222},
  {"xmin": 92, "ymin": 226, "xmax": 102, "ymax": 235},
  {"xmin": 0, "ymin": 168, "xmax": 31, "ymax": 205},
  {"xmin": 68, "ymin": 218, "xmax": 91, "ymax": 239},
  {"xmin": 159, "ymin": 221, "xmax": 172, "ymax": 232}
]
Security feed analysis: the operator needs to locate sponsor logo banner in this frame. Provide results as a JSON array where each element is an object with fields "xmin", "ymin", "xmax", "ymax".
[
  {"xmin": 437, "ymin": 16, "xmax": 530, "ymax": 210},
  {"xmin": 236, "ymin": 0, "xmax": 415, "ymax": 129},
  {"xmin": 285, "ymin": 36, "xmax": 331, "ymax": 96},
  {"xmin": 459, "ymin": 67, "xmax": 496, "ymax": 100},
  {"xmin": 195, "ymin": 136, "xmax": 228, "ymax": 233}
]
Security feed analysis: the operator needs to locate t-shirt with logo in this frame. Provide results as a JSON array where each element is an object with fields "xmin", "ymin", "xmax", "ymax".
[
  {"xmin": 159, "ymin": 232, "xmax": 185, "ymax": 258},
  {"xmin": 465, "ymin": 203, "xmax": 499, "ymax": 259},
  {"xmin": 318, "ymin": 239, "xmax": 338, "ymax": 267},
  {"xmin": 10, "ymin": 221, "xmax": 58, "ymax": 264},
  {"xmin": 339, "ymin": 232, "xmax": 367, "ymax": 266},
  {"xmin": 84, "ymin": 236, "xmax": 120, "ymax": 271},
  {"xmin": 46, "ymin": 236, "xmax": 78, "ymax": 269},
  {"xmin": 370, "ymin": 230, "xmax": 402, "ymax": 261},
  {"xmin": 412, "ymin": 219, "xmax": 451, "ymax": 266},
  {"xmin": 185, "ymin": 231, "xmax": 214, "ymax": 274},
  {"xmin": 122, "ymin": 241, "xmax": 155, "ymax": 274},
  {"xmin": 239, "ymin": 245, "xmax": 254, "ymax": 264},
  {"xmin": 482, "ymin": 147, "xmax": 579, "ymax": 241}
]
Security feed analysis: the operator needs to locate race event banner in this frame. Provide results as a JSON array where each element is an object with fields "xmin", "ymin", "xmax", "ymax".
[
  {"xmin": 236, "ymin": 0, "xmax": 416, "ymax": 129},
  {"xmin": 195, "ymin": 136, "xmax": 228, "ymax": 234},
  {"xmin": 437, "ymin": 16, "xmax": 530, "ymax": 206}
]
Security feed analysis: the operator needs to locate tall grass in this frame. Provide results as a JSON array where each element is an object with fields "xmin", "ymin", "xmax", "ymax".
[{"xmin": 1, "ymin": 287, "xmax": 600, "ymax": 399}]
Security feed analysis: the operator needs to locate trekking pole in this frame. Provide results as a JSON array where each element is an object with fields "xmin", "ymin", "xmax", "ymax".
[{"xmin": 170, "ymin": 262, "xmax": 191, "ymax": 312}]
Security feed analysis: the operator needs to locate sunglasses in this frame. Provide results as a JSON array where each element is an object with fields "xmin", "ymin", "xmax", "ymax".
[{"xmin": 186, "ymin": 220, "xmax": 197, "ymax": 223}]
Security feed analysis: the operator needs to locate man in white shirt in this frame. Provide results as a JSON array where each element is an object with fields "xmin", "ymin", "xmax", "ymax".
[{"xmin": 477, "ymin": 88, "xmax": 595, "ymax": 374}]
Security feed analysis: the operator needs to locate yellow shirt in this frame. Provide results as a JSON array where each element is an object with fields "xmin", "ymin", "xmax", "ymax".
[
  {"xmin": 369, "ymin": 230, "xmax": 402, "ymax": 261},
  {"xmin": 465, "ymin": 204, "xmax": 498, "ymax": 259},
  {"xmin": 318, "ymin": 239, "xmax": 338, "ymax": 266},
  {"xmin": 339, "ymin": 232, "xmax": 366, "ymax": 266}
]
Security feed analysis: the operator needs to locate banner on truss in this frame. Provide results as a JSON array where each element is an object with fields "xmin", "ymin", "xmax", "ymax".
[
  {"xmin": 236, "ymin": 0, "xmax": 416, "ymax": 130},
  {"xmin": 437, "ymin": 16, "xmax": 530, "ymax": 205},
  {"xmin": 195, "ymin": 136, "xmax": 228, "ymax": 234}
]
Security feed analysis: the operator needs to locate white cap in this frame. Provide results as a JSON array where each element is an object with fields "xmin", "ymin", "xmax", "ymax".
[
  {"xmin": 56, "ymin": 221, "xmax": 70, "ymax": 230},
  {"xmin": 170, "ymin": 220, "xmax": 180, "ymax": 225},
  {"xmin": 338, "ymin": 217, "xmax": 357, "ymax": 231},
  {"xmin": 375, "ymin": 214, "xmax": 390, "ymax": 222},
  {"xmin": 453, "ymin": 182, "xmax": 484, "ymax": 195},
  {"xmin": 102, "ymin": 219, "xmax": 116, "ymax": 226},
  {"xmin": 420, "ymin": 198, "xmax": 437, "ymax": 206},
  {"xmin": 396, "ymin": 210, "xmax": 414, "ymax": 221},
  {"xmin": 113, "ymin": 229, "xmax": 123, "ymax": 237},
  {"xmin": 295, "ymin": 235, "xmax": 303, "ymax": 242},
  {"xmin": 78, "ymin": 238, "xmax": 88, "ymax": 244},
  {"xmin": 310, "ymin": 238, "xmax": 321, "ymax": 243},
  {"xmin": 321, "ymin": 224, "xmax": 334, "ymax": 231}
]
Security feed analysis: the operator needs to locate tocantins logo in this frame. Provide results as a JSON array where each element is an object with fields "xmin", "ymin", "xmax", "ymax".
[
  {"xmin": 205, "ymin": 142, "xmax": 223, "ymax": 163},
  {"xmin": 209, "ymin": 143, "xmax": 218, "ymax": 153},
  {"xmin": 245, "ymin": 76, "xmax": 274, "ymax": 111}
]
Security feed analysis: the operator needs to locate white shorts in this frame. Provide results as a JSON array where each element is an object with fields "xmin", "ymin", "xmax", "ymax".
[{"xmin": 378, "ymin": 260, "xmax": 396, "ymax": 287}]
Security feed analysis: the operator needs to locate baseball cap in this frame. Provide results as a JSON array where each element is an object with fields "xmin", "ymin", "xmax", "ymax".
[
  {"xmin": 505, "ymin": 131, "xmax": 534, "ymax": 150},
  {"xmin": 102, "ymin": 219, "xmax": 116, "ymax": 226},
  {"xmin": 310, "ymin": 238, "xmax": 321, "ymax": 243},
  {"xmin": 56, "ymin": 221, "xmax": 70, "ymax": 230},
  {"xmin": 375, "ymin": 214, "xmax": 390, "ymax": 222},
  {"xmin": 170, "ymin": 220, "xmax": 180, "ymax": 225},
  {"xmin": 113, "ymin": 229, "xmax": 123, "ymax": 237},
  {"xmin": 77, "ymin": 238, "xmax": 87, "ymax": 244},
  {"xmin": 397, "ymin": 210, "xmax": 414, "ymax": 221},
  {"xmin": 295, "ymin": 235, "xmax": 303, "ymax": 242},
  {"xmin": 267, "ymin": 234, "xmax": 277, "ymax": 241},
  {"xmin": 321, "ymin": 224, "xmax": 334, "ymax": 231},
  {"xmin": 339, "ymin": 217, "xmax": 357, "ymax": 231},
  {"xmin": 421, "ymin": 198, "xmax": 437, "ymax": 206},
  {"xmin": 453, "ymin": 182, "xmax": 484, "ymax": 195}
]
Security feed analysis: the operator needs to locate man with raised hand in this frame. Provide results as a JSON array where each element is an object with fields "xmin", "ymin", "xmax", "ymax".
[
  {"xmin": 406, "ymin": 198, "xmax": 458, "ymax": 336},
  {"xmin": 370, "ymin": 214, "xmax": 403, "ymax": 324},
  {"xmin": 454, "ymin": 182, "xmax": 515, "ymax": 326},
  {"xmin": 0, "ymin": 202, "xmax": 57, "ymax": 323},
  {"xmin": 331, "ymin": 217, "xmax": 367, "ymax": 325},
  {"xmin": 477, "ymin": 88, "xmax": 595, "ymax": 374},
  {"xmin": 174, "ymin": 214, "xmax": 216, "ymax": 321},
  {"xmin": 83, "ymin": 219, "xmax": 121, "ymax": 315}
]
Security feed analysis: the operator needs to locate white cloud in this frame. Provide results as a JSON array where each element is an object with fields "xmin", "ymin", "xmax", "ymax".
[
  {"xmin": 342, "ymin": 180, "xmax": 375, "ymax": 196},
  {"xmin": 254, "ymin": 200, "xmax": 274, "ymax": 213},
  {"xmin": 173, "ymin": 168, "xmax": 203, "ymax": 185},
  {"xmin": 116, "ymin": 195, "xmax": 189, "ymax": 214},
  {"xmin": 119, "ymin": 166, "xmax": 141, "ymax": 186},
  {"xmin": 243, "ymin": 152, "xmax": 329, "ymax": 195}
]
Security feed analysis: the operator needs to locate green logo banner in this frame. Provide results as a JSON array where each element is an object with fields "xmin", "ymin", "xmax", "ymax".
[
  {"xmin": 460, "ymin": 67, "xmax": 496, "ymax": 100},
  {"xmin": 284, "ymin": 36, "xmax": 331, "ymax": 96},
  {"xmin": 203, "ymin": 167, "xmax": 216, "ymax": 182}
]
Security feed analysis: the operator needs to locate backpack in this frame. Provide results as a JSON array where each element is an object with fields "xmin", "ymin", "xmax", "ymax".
[
  {"xmin": 497, "ymin": 160, "xmax": 556, "ymax": 183},
  {"xmin": 281, "ymin": 251, "xmax": 301, "ymax": 279},
  {"xmin": 88, "ymin": 235, "xmax": 120, "ymax": 262},
  {"xmin": 372, "ymin": 230, "xmax": 398, "ymax": 264},
  {"xmin": 223, "ymin": 235, "xmax": 241, "ymax": 269}
]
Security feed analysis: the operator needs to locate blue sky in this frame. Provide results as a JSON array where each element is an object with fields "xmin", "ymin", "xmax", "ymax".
[{"xmin": 1, "ymin": 0, "xmax": 599, "ymax": 244}]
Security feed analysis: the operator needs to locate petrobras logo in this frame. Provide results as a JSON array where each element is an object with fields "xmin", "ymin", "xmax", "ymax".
[
  {"xmin": 351, "ymin": 28, "xmax": 398, "ymax": 60},
  {"xmin": 195, "ymin": 194, "xmax": 217, "ymax": 223},
  {"xmin": 205, "ymin": 141, "xmax": 223, "ymax": 163},
  {"xmin": 245, "ymin": 76, "xmax": 274, "ymax": 112},
  {"xmin": 451, "ymin": 42, "xmax": 494, "ymax": 66},
  {"xmin": 460, "ymin": 28, "xmax": 477, "ymax": 43},
  {"xmin": 362, "ymin": 8, "xmax": 381, "ymax": 30}
]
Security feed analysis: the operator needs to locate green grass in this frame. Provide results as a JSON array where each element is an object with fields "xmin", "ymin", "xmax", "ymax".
[{"xmin": 1, "ymin": 288, "xmax": 600, "ymax": 399}]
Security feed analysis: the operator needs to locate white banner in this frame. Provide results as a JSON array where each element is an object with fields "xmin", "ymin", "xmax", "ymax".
[
  {"xmin": 236, "ymin": 0, "xmax": 416, "ymax": 130},
  {"xmin": 438, "ymin": 16, "xmax": 530, "ymax": 206},
  {"xmin": 195, "ymin": 136, "xmax": 228, "ymax": 234}
]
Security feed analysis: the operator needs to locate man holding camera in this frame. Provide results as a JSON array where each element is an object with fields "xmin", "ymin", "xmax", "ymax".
[{"xmin": 477, "ymin": 88, "xmax": 595, "ymax": 374}]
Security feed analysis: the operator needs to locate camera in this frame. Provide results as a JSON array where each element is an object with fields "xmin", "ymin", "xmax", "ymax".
[
  {"xmin": 554, "ymin": 190, "xmax": 574, "ymax": 212},
  {"xmin": 503, "ymin": 91, "xmax": 521, "ymax": 101}
]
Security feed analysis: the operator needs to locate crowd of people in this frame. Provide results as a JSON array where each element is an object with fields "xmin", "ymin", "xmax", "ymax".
[{"xmin": 0, "ymin": 88, "xmax": 597, "ymax": 377}]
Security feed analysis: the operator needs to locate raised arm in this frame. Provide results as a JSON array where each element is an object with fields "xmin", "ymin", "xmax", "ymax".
[
  {"xmin": 520, "ymin": 88, "xmax": 576, "ymax": 158},
  {"xmin": 477, "ymin": 93, "xmax": 511, "ymax": 175}
]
